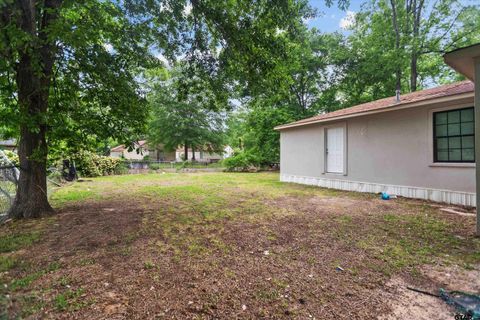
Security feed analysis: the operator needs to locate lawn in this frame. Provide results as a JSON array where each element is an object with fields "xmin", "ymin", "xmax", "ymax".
[{"xmin": 1, "ymin": 172, "xmax": 479, "ymax": 319}]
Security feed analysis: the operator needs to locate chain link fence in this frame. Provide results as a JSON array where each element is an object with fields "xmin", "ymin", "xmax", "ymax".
[{"xmin": 0, "ymin": 150, "xmax": 19, "ymax": 217}]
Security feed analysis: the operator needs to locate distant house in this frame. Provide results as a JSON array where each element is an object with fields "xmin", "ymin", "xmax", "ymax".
[
  {"xmin": 110, "ymin": 140, "xmax": 175, "ymax": 161},
  {"xmin": 111, "ymin": 140, "xmax": 232, "ymax": 163},
  {"xmin": 175, "ymin": 147, "xmax": 225, "ymax": 163},
  {"xmin": 276, "ymin": 80, "xmax": 475, "ymax": 206},
  {"xmin": 0, "ymin": 139, "xmax": 17, "ymax": 151}
]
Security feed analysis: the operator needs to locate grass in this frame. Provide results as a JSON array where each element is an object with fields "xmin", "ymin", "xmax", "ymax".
[
  {"xmin": 50, "ymin": 188, "xmax": 98, "ymax": 206},
  {"xmin": 54, "ymin": 288, "xmax": 90, "ymax": 312},
  {"xmin": 1, "ymin": 172, "xmax": 479, "ymax": 318},
  {"xmin": 0, "ymin": 231, "xmax": 40, "ymax": 253},
  {"xmin": 48, "ymin": 173, "xmax": 479, "ymax": 270}
]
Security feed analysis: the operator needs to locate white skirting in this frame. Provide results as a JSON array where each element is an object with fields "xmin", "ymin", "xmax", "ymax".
[{"xmin": 280, "ymin": 174, "xmax": 476, "ymax": 207}]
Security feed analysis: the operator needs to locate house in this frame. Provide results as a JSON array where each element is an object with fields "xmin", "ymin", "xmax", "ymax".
[
  {"xmin": 175, "ymin": 147, "xmax": 228, "ymax": 163},
  {"xmin": 276, "ymin": 68, "xmax": 476, "ymax": 207},
  {"xmin": 0, "ymin": 139, "xmax": 17, "ymax": 151},
  {"xmin": 109, "ymin": 140, "xmax": 229, "ymax": 162},
  {"xmin": 110, "ymin": 140, "xmax": 176, "ymax": 161},
  {"xmin": 443, "ymin": 43, "xmax": 480, "ymax": 236}
]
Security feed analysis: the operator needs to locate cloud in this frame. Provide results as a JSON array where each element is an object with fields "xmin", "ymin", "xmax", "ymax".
[{"xmin": 339, "ymin": 11, "xmax": 356, "ymax": 30}]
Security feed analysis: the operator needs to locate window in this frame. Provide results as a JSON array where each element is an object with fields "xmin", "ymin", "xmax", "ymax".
[{"xmin": 434, "ymin": 107, "xmax": 474, "ymax": 163}]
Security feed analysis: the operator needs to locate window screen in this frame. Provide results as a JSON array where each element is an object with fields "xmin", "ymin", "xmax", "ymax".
[{"xmin": 434, "ymin": 107, "xmax": 474, "ymax": 163}]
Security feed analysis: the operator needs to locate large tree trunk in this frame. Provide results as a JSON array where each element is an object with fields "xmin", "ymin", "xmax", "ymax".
[
  {"xmin": 191, "ymin": 146, "xmax": 196, "ymax": 161},
  {"xmin": 9, "ymin": 130, "xmax": 54, "ymax": 219},
  {"xmin": 8, "ymin": 0, "xmax": 60, "ymax": 219},
  {"xmin": 9, "ymin": 53, "xmax": 54, "ymax": 218},
  {"xmin": 184, "ymin": 143, "xmax": 188, "ymax": 161}
]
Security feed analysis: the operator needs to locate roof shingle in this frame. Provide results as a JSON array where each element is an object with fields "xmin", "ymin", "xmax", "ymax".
[{"xmin": 275, "ymin": 81, "xmax": 474, "ymax": 130}]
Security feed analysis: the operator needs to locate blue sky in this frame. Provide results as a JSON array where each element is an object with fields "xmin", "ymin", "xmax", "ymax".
[
  {"xmin": 307, "ymin": 0, "xmax": 478, "ymax": 33},
  {"xmin": 307, "ymin": 0, "xmax": 362, "ymax": 32}
]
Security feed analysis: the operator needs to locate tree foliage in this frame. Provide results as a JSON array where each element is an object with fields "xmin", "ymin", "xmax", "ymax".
[
  {"xmin": 226, "ymin": 0, "xmax": 480, "ymax": 165},
  {"xmin": 148, "ymin": 67, "xmax": 226, "ymax": 157},
  {"xmin": 0, "ymin": 0, "xmax": 319, "ymax": 218},
  {"xmin": 334, "ymin": 0, "xmax": 480, "ymax": 106}
]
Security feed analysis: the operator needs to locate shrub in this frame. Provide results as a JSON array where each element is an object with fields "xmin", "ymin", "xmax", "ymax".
[
  {"xmin": 223, "ymin": 150, "xmax": 262, "ymax": 172},
  {"xmin": 71, "ymin": 151, "xmax": 123, "ymax": 177},
  {"xmin": 114, "ymin": 161, "xmax": 129, "ymax": 175},
  {"xmin": 149, "ymin": 163, "xmax": 162, "ymax": 171},
  {"xmin": 176, "ymin": 161, "xmax": 188, "ymax": 171},
  {"xmin": 2, "ymin": 150, "xmax": 19, "ymax": 166}
]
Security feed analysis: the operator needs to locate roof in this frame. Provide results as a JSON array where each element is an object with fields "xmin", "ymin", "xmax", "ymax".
[
  {"xmin": 275, "ymin": 81, "xmax": 474, "ymax": 130},
  {"xmin": 110, "ymin": 140, "xmax": 147, "ymax": 152},
  {"xmin": 443, "ymin": 43, "xmax": 480, "ymax": 81}
]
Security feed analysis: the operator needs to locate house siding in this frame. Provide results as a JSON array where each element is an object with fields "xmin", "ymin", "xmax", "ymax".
[{"xmin": 280, "ymin": 97, "xmax": 475, "ymax": 206}]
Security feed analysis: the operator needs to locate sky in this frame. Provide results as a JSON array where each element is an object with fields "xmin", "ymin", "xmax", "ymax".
[
  {"xmin": 307, "ymin": 0, "xmax": 363, "ymax": 33},
  {"xmin": 307, "ymin": 0, "xmax": 478, "ymax": 33}
]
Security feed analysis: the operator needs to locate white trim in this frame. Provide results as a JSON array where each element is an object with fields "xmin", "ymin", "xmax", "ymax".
[
  {"xmin": 280, "ymin": 174, "xmax": 476, "ymax": 207},
  {"xmin": 429, "ymin": 163, "xmax": 475, "ymax": 168},
  {"xmin": 428, "ymin": 102, "xmax": 475, "ymax": 166},
  {"xmin": 275, "ymin": 92, "xmax": 474, "ymax": 131}
]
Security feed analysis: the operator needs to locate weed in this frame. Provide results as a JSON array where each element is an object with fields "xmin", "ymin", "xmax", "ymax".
[
  {"xmin": 143, "ymin": 261, "xmax": 155, "ymax": 269},
  {"xmin": 0, "ymin": 256, "xmax": 17, "ymax": 272},
  {"xmin": 54, "ymin": 288, "xmax": 88, "ymax": 311},
  {"xmin": 10, "ymin": 271, "xmax": 43, "ymax": 290},
  {"xmin": 0, "ymin": 232, "xmax": 40, "ymax": 253}
]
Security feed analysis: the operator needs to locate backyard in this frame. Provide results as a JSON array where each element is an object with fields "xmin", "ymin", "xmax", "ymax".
[{"xmin": 1, "ymin": 172, "xmax": 479, "ymax": 319}]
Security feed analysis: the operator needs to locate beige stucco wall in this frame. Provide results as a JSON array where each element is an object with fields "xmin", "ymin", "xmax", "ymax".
[{"xmin": 280, "ymin": 97, "xmax": 475, "ymax": 194}]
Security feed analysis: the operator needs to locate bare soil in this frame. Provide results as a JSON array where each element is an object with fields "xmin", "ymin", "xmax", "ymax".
[{"xmin": 1, "ymin": 173, "xmax": 479, "ymax": 319}]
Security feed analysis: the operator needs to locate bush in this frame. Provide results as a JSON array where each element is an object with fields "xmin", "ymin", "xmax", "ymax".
[
  {"xmin": 149, "ymin": 163, "xmax": 163, "ymax": 171},
  {"xmin": 2, "ymin": 150, "xmax": 19, "ymax": 166},
  {"xmin": 114, "ymin": 161, "xmax": 129, "ymax": 175},
  {"xmin": 222, "ymin": 150, "xmax": 262, "ymax": 172},
  {"xmin": 71, "ymin": 151, "xmax": 123, "ymax": 177}
]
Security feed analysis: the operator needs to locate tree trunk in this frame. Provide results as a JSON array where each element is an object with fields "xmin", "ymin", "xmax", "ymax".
[
  {"xmin": 8, "ymin": 0, "xmax": 61, "ymax": 218},
  {"xmin": 191, "ymin": 146, "xmax": 196, "ymax": 161},
  {"xmin": 184, "ymin": 143, "xmax": 188, "ymax": 161},
  {"xmin": 9, "ymin": 129, "xmax": 54, "ymax": 219},
  {"xmin": 390, "ymin": 0, "xmax": 402, "ymax": 93},
  {"xmin": 9, "ymin": 53, "xmax": 54, "ymax": 218},
  {"xmin": 409, "ymin": 0, "xmax": 423, "ymax": 92},
  {"xmin": 410, "ymin": 53, "xmax": 418, "ymax": 92}
]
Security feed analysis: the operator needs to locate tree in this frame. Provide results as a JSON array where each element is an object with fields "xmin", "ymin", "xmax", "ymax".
[
  {"xmin": 226, "ymin": 29, "xmax": 343, "ymax": 164},
  {"xmin": 148, "ymin": 68, "xmax": 226, "ymax": 160},
  {"xmin": 1, "ymin": 1, "xmax": 153, "ymax": 218},
  {"xmin": 335, "ymin": 0, "xmax": 480, "ymax": 106},
  {"xmin": 1, "ymin": 0, "xmax": 322, "ymax": 218}
]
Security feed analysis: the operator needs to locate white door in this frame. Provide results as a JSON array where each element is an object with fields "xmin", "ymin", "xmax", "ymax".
[{"xmin": 326, "ymin": 127, "xmax": 344, "ymax": 173}]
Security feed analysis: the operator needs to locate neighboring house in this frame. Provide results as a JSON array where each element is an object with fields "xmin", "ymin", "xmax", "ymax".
[
  {"xmin": 275, "ymin": 80, "xmax": 475, "ymax": 206},
  {"xmin": 110, "ymin": 140, "xmax": 175, "ymax": 161},
  {"xmin": 0, "ymin": 139, "xmax": 17, "ymax": 151},
  {"xmin": 175, "ymin": 147, "xmax": 226, "ymax": 163}
]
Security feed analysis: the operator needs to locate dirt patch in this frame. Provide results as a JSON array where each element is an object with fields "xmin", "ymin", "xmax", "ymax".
[
  {"xmin": 1, "ymin": 174, "xmax": 479, "ymax": 319},
  {"xmin": 379, "ymin": 277, "xmax": 455, "ymax": 320},
  {"xmin": 379, "ymin": 264, "xmax": 480, "ymax": 320}
]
